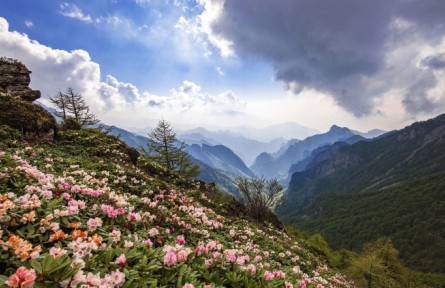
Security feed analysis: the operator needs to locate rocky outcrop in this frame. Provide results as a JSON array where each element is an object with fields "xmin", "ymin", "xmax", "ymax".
[
  {"xmin": 0, "ymin": 57, "xmax": 41, "ymax": 101},
  {"xmin": 0, "ymin": 57, "xmax": 55, "ymax": 140}
]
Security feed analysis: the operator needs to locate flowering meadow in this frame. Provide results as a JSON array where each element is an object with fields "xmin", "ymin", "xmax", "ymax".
[{"xmin": 0, "ymin": 128, "xmax": 354, "ymax": 287}]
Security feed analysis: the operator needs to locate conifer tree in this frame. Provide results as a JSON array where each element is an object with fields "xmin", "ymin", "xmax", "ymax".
[
  {"xmin": 347, "ymin": 237, "xmax": 410, "ymax": 287},
  {"xmin": 49, "ymin": 87, "xmax": 99, "ymax": 127},
  {"xmin": 49, "ymin": 89, "xmax": 69, "ymax": 121},
  {"xmin": 145, "ymin": 119, "xmax": 199, "ymax": 178}
]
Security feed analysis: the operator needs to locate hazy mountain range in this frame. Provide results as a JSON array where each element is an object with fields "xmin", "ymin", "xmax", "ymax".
[
  {"xmin": 177, "ymin": 128, "xmax": 286, "ymax": 166},
  {"xmin": 251, "ymin": 125, "xmax": 380, "ymax": 180}
]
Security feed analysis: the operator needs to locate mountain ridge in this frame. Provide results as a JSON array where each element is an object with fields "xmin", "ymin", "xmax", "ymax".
[{"xmin": 251, "ymin": 125, "xmax": 359, "ymax": 180}]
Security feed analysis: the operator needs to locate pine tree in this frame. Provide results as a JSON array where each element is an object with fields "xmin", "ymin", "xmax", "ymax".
[
  {"xmin": 144, "ymin": 119, "xmax": 199, "ymax": 178},
  {"xmin": 64, "ymin": 87, "xmax": 99, "ymax": 127}
]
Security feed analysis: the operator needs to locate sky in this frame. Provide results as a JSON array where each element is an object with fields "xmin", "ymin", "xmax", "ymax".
[{"xmin": 1, "ymin": 0, "xmax": 445, "ymax": 136}]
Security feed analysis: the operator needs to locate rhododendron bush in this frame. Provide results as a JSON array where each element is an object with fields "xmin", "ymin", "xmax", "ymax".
[{"xmin": 0, "ymin": 129, "xmax": 353, "ymax": 287}]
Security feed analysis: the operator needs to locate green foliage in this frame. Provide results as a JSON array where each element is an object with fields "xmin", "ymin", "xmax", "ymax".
[
  {"xmin": 60, "ymin": 117, "xmax": 82, "ymax": 130},
  {"xmin": 346, "ymin": 238, "xmax": 413, "ymax": 288},
  {"xmin": 0, "ymin": 125, "xmax": 22, "ymax": 144},
  {"xmin": 283, "ymin": 172, "xmax": 445, "ymax": 274}
]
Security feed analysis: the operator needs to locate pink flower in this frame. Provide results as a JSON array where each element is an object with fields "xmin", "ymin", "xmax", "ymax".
[
  {"xmin": 236, "ymin": 256, "xmax": 245, "ymax": 265},
  {"xmin": 183, "ymin": 284, "xmax": 194, "ymax": 288},
  {"xmin": 110, "ymin": 229, "xmax": 121, "ymax": 243},
  {"xmin": 285, "ymin": 282, "xmax": 294, "ymax": 288},
  {"xmin": 115, "ymin": 254, "xmax": 127, "ymax": 265},
  {"xmin": 85, "ymin": 272, "xmax": 101, "ymax": 286},
  {"xmin": 273, "ymin": 270, "xmax": 285, "ymax": 279},
  {"xmin": 86, "ymin": 217, "xmax": 103, "ymax": 231},
  {"xmin": 263, "ymin": 271, "xmax": 274, "ymax": 281},
  {"xmin": 5, "ymin": 267, "xmax": 36, "ymax": 288},
  {"xmin": 176, "ymin": 235, "xmax": 185, "ymax": 245},
  {"xmin": 177, "ymin": 249, "xmax": 189, "ymax": 262},
  {"xmin": 109, "ymin": 269, "xmax": 125, "ymax": 285},
  {"xmin": 143, "ymin": 239, "xmax": 153, "ymax": 247},
  {"xmin": 149, "ymin": 228, "xmax": 159, "ymax": 237},
  {"xmin": 225, "ymin": 251, "xmax": 236, "ymax": 263},
  {"xmin": 204, "ymin": 259, "xmax": 213, "ymax": 267},
  {"xmin": 127, "ymin": 212, "xmax": 141, "ymax": 221},
  {"xmin": 299, "ymin": 280, "xmax": 307, "ymax": 288},
  {"xmin": 49, "ymin": 247, "xmax": 67, "ymax": 258},
  {"xmin": 164, "ymin": 251, "xmax": 177, "ymax": 266},
  {"xmin": 316, "ymin": 285, "xmax": 325, "ymax": 288},
  {"xmin": 246, "ymin": 264, "xmax": 256, "ymax": 274},
  {"xmin": 70, "ymin": 270, "xmax": 87, "ymax": 287}
]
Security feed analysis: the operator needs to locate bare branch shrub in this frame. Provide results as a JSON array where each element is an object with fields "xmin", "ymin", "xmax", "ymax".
[{"xmin": 237, "ymin": 177, "xmax": 284, "ymax": 221}]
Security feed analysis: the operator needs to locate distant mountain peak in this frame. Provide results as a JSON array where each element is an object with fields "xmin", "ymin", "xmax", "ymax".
[{"xmin": 329, "ymin": 125, "xmax": 350, "ymax": 133}]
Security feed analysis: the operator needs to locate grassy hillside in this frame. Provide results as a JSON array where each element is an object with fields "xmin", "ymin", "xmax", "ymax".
[{"xmin": 0, "ymin": 126, "xmax": 352, "ymax": 287}]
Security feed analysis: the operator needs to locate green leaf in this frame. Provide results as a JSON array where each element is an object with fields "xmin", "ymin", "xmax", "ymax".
[
  {"xmin": 30, "ymin": 259, "xmax": 43, "ymax": 273},
  {"xmin": 0, "ymin": 275, "xmax": 8, "ymax": 286},
  {"xmin": 122, "ymin": 279, "xmax": 134, "ymax": 288},
  {"xmin": 27, "ymin": 223, "xmax": 35, "ymax": 236}
]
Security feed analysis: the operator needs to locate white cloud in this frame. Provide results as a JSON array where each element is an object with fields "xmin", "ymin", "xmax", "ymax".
[
  {"xmin": 175, "ymin": 0, "xmax": 234, "ymax": 57},
  {"xmin": 0, "ymin": 17, "xmax": 246, "ymax": 129},
  {"xmin": 59, "ymin": 3, "xmax": 92, "ymax": 23},
  {"xmin": 0, "ymin": 17, "xmax": 9, "ymax": 32},
  {"xmin": 24, "ymin": 20, "xmax": 33, "ymax": 28}
]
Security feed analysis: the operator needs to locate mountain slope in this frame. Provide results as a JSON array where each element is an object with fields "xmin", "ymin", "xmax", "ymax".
[
  {"xmin": 77, "ymin": 125, "xmax": 247, "ymax": 196},
  {"xmin": 287, "ymin": 135, "xmax": 366, "ymax": 181},
  {"xmin": 251, "ymin": 125, "xmax": 358, "ymax": 180},
  {"xmin": 107, "ymin": 125, "xmax": 150, "ymax": 149},
  {"xmin": 187, "ymin": 144, "xmax": 254, "ymax": 178},
  {"xmin": 0, "ymin": 125, "xmax": 353, "ymax": 287},
  {"xmin": 280, "ymin": 114, "xmax": 445, "ymax": 273}
]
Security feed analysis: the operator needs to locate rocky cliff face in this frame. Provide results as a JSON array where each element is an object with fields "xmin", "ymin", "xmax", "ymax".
[
  {"xmin": 0, "ymin": 57, "xmax": 41, "ymax": 101},
  {"xmin": 0, "ymin": 57, "xmax": 55, "ymax": 139}
]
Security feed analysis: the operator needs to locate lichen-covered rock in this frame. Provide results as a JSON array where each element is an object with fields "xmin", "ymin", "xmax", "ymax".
[{"xmin": 0, "ymin": 57, "xmax": 41, "ymax": 102}]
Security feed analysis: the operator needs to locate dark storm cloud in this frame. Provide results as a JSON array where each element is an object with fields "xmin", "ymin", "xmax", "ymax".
[
  {"xmin": 421, "ymin": 53, "xmax": 445, "ymax": 70},
  {"xmin": 210, "ymin": 0, "xmax": 445, "ymax": 116},
  {"xmin": 403, "ymin": 71, "xmax": 438, "ymax": 114}
]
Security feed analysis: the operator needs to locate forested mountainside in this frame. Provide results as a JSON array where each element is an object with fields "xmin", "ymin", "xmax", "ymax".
[{"xmin": 280, "ymin": 114, "xmax": 445, "ymax": 274}]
